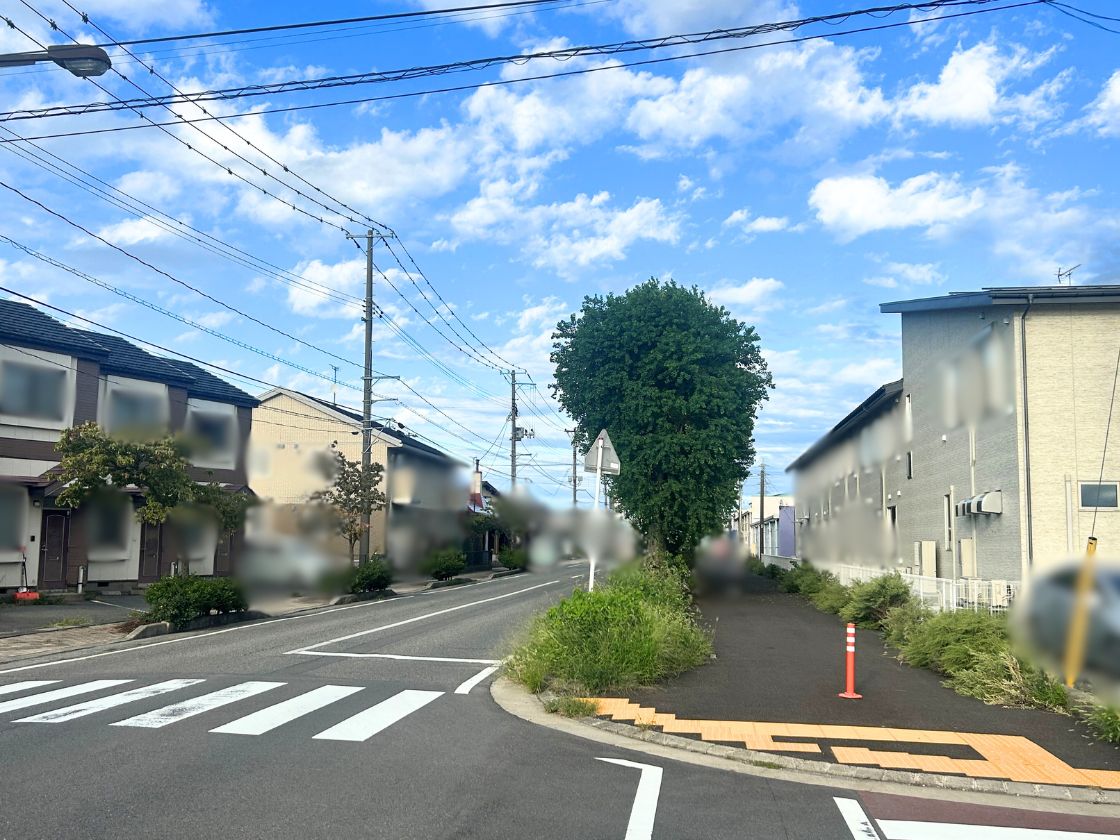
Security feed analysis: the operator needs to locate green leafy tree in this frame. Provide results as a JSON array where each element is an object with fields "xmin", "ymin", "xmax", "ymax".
[
  {"xmin": 551, "ymin": 278, "xmax": 771, "ymax": 557},
  {"xmin": 310, "ymin": 442, "xmax": 387, "ymax": 563}
]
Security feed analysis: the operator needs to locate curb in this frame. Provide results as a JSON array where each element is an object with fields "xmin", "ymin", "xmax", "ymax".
[
  {"xmin": 490, "ymin": 678, "xmax": 1120, "ymax": 810},
  {"xmin": 328, "ymin": 589, "xmax": 399, "ymax": 606},
  {"xmin": 124, "ymin": 610, "xmax": 270, "ymax": 641}
]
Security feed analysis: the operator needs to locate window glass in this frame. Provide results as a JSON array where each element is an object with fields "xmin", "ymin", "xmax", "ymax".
[
  {"xmin": 88, "ymin": 502, "xmax": 129, "ymax": 551},
  {"xmin": 108, "ymin": 390, "xmax": 164, "ymax": 434},
  {"xmin": 189, "ymin": 411, "xmax": 233, "ymax": 456},
  {"xmin": 0, "ymin": 361, "xmax": 65, "ymax": 421},
  {"xmin": 0, "ymin": 487, "xmax": 23, "ymax": 549},
  {"xmin": 1081, "ymin": 483, "xmax": 1119, "ymax": 509}
]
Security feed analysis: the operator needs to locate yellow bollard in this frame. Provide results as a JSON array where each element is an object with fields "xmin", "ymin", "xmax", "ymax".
[{"xmin": 1064, "ymin": 536, "xmax": 1098, "ymax": 688}]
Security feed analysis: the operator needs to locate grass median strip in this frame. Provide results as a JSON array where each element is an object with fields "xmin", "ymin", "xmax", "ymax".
[{"xmin": 505, "ymin": 556, "xmax": 712, "ymax": 703}]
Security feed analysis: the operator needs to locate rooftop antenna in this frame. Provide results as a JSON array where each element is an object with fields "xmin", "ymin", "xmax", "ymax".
[
  {"xmin": 1056, "ymin": 264, "xmax": 1081, "ymax": 286},
  {"xmin": 330, "ymin": 364, "xmax": 339, "ymax": 405}
]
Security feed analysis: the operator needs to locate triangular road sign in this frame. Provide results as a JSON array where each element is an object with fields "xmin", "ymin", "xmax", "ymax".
[{"xmin": 583, "ymin": 429, "xmax": 621, "ymax": 475}]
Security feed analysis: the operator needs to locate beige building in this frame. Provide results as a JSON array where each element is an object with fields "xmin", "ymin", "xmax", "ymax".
[
  {"xmin": 789, "ymin": 286, "xmax": 1120, "ymax": 583},
  {"xmin": 249, "ymin": 388, "xmax": 466, "ymax": 564}
]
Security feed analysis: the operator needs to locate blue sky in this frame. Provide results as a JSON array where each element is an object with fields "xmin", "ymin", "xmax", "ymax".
[{"xmin": 1, "ymin": 0, "xmax": 1118, "ymax": 502}]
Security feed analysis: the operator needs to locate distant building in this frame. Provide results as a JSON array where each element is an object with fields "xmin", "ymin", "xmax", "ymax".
[
  {"xmin": 789, "ymin": 285, "xmax": 1120, "ymax": 583},
  {"xmin": 250, "ymin": 388, "xmax": 465, "ymax": 567},
  {"xmin": 733, "ymin": 494, "xmax": 794, "ymax": 556}
]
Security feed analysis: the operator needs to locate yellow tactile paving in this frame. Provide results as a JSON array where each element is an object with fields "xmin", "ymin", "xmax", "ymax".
[{"xmin": 586, "ymin": 697, "xmax": 1120, "ymax": 790}]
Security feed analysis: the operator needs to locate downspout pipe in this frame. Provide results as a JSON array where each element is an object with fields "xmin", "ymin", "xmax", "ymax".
[{"xmin": 1020, "ymin": 295, "xmax": 1035, "ymax": 577}]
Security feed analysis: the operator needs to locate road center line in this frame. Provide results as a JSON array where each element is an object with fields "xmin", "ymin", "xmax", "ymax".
[
  {"xmin": 286, "ymin": 580, "xmax": 558, "ymax": 655},
  {"xmin": 596, "ymin": 757, "xmax": 663, "ymax": 840},
  {"xmin": 454, "ymin": 665, "xmax": 499, "ymax": 695}
]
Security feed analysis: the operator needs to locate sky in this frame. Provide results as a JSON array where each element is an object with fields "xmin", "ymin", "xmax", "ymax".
[{"xmin": 0, "ymin": 0, "xmax": 1118, "ymax": 504}]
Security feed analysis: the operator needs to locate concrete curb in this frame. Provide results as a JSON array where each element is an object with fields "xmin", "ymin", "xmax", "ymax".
[
  {"xmin": 328, "ymin": 589, "xmax": 399, "ymax": 606},
  {"xmin": 124, "ymin": 610, "xmax": 270, "ymax": 640},
  {"xmin": 490, "ymin": 677, "xmax": 1120, "ymax": 811}
]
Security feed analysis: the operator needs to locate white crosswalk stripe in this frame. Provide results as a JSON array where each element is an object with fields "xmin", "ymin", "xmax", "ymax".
[
  {"xmin": 0, "ymin": 680, "xmax": 132, "ymax": 715},
  {"xmin": 211, "ymin": 685, "xmax": 364, "ymax": 735},
  {"xmin": 16, "ymin": 680, "xmax": 206, "ymax": 723},
  {"xmin": 0, "ymin": 680, "xmax": 58, "ymax": 697},
  {"xmin": 111, "ymin": 681, "xmax": 284, "ymax": 729},
  {"xmin": 313, "ymin": 689, "xmax": 442, "ymax": 742}
]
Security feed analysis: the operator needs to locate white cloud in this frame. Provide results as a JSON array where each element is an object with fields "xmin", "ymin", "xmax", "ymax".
[
  {"xmin": 1083, "ymin": 71, "xmax": 1120, "ymax": 137},
  {"xmin": 895, "ymin": 41, "xmax": 1067, "ymax": 129},
  {"xmin": 723, "ymin": 208, "xmax": 791, "ymax": 236},
  {"xmin": 809, "ymin": 171, "xmax": 984, "ymax": 240},
  {"xmin": 884, "ymin": 261, "xmax": 945, "ymax": 285},
  {"xmin": 863, "ymin": 276, "xmax": 899, "ymax": 289},
  {"xmin": 806, "ymin": 297, "xmax": 848, "ymax": 315},
  {"xmin": 708, "ymin": 277, "xmax": 784, "ymax": 317},
  {"xmin": 94, "ymin": 216, "xmax": 170, "ymax": 246},
  {"xmin": 833, "ymin": 357, "xmax": 901, "ymax": 388}
]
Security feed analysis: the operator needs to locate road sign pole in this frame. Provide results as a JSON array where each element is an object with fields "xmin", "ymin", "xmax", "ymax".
[{"xmin": 590, "ymin": 437, "xmax": 605, "ymax": 591}]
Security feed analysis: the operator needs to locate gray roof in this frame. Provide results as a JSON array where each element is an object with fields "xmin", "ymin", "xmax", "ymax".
[
  {"xmin": 786, "ymin": 379, "xmax": 903, "ymax": 473},
  {"xmin": 170, "ymin": 360, "xmax": 259, "ymax": 408},
  {"xmin": 297, "ymin": 391, "xmax": 457, "ymax": 463},
  {"xmin": 0, "ymin": 299, "xmax": 107, "ymax": 358},
  {"xmin": 70, "ymin": 330, "xmax": 194, "ymax": 385},
  {"xmin": 881, "ymin": 285, "xmax": 1120, "ymax": 314}
]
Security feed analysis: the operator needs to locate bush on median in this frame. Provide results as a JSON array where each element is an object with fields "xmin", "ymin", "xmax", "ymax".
[
  {"xmin": 144, "ymin": 575, "xmax": 248, "ymax": 627},
  {"xmin": 506, "ymin": 560, "xmax": 711, "ymax": 695}
]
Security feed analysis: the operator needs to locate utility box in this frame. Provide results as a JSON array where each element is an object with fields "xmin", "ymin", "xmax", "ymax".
[
  {"xmin": 959, "ymin": 537, "xmax": 977, "ymax": 578},
  {"xmin": 913, "ymin": 540, "xmax": 938, "ymax": 577}
]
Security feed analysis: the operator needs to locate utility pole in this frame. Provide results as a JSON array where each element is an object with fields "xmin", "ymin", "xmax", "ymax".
[
  {"xmin": 359, "ymin": 229, "xmax": 375, "ymax": 565},
  {"xmin": 568, "ymin": 427, "xmax": 577, "ymax": 506},
  {"xmin": 510, "ymin": 369, "xmax": 518, "ymax": 489},
  {"xmin": 758, "ymin": 462, "xmax": 766, "ymax": 556}
]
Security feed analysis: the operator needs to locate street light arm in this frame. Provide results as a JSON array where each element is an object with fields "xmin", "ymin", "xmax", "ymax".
[
  {"xmin": 0, "ymin": 50, "xmax": 49, "ymax": 69},
  {"xmin": 0, "ymin": 45, "xmax": 111, "ymax": 76}
]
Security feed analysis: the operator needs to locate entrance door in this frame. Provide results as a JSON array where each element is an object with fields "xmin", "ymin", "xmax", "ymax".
[
  {"xmin": 38, "ymin": 511, "xmax": 70, "ymax": 590},
  {"xmin": 138, "ymin": 521, "xmax": 163, "ymax": 582}
]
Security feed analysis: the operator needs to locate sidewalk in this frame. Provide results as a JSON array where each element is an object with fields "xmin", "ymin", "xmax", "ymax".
[{"xmin": 597, "ymin": 573, "xmax": 1120, "ymax": 791}]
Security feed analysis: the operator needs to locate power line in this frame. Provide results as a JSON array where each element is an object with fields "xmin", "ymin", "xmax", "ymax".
[
  {"xmin": 1, "ymin": 0, "xmax": 1024, "ymax": 121},
  {"xmin": 1041, "ymin": 0, "xmax": 1120, "ymax": 33},
  {"xmin": 89, "ymin": 0, "xmax": 569, "ymax": 47},
  {"xmin": 0, "ymin": 0, "xmax": 1046, "ymax": 145}
]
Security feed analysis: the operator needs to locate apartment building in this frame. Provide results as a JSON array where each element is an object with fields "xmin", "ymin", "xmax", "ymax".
[
  {"xmin": 0, "ymin": 300, "xmax": 258, "ymax": 591},
  {"xmin": 788, "ymin": 285, "xmax": 1120, "ymax": 583}
]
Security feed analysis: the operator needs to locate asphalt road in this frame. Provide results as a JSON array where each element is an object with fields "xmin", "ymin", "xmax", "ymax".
[{"xmin": 0, "ymin": 564, "xmax": 1114, "ymax": 840}]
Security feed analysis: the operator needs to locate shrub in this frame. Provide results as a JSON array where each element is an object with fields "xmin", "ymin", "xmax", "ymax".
[
  {"xmin": 779, "ymin": 563, "xmax": 826, "ymax": 595},
  {"xmin": 543, "ymin": 696, "xmax": 598, "ymax": 718},
  {"xmin": 145, "ymin": 575, "xmax": 247, "ymax": 627},
  {"xmin": 609, "ymin": 558, "xmax": 691, "ymax": 613},
  {"xmin": 421, "ymin": 548, "xmax": 466, "ymax": 581},
  {"xmin": 499, "ymin": 547, "xmax": 529, "ymax": 571},
  {"xmin": 350, "ymin": 557, "xmax": 392, "ymax": 593},
  {"xmin": 840, "ymin": 573, "xmax": 913, "ymax": 628},
  {"xmin": 881, "ymin": 601, "xmax": 931, "ymax": 649},
  {"xmin": 945, "ymin": 649, "xmax": 1069, "ymax": 713},
  {"xmin": 810, "ymin": 578, "xmax": 851, "ymax": 614},
  {"xmin": 506, "ymin": 563, "xmax": 711, "ymax": 694},
  {"xmin": 899, "ymin": 610, "xmax": 1009, "ymax": 675},
  {"xmin": 745, "ymin": 556, "xmax": 766, "ymax": 576},
  {"xmin": 1083, "ymin": 705, "xmax": 1120, "ymax": 743}
]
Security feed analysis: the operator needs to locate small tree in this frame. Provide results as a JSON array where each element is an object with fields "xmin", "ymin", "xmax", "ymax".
[{"xmin": 310, "ymin": 442, "xmax": 387, "ymax": 563}]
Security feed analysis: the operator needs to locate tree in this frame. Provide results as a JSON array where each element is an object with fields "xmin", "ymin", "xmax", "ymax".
[
  {"xmin": 310, "ymin": 442, "xmax": 387, "ymax": 563},
  {"xmin": 551, "ymin": 278, "xmax": 772, "ymax": 557}
]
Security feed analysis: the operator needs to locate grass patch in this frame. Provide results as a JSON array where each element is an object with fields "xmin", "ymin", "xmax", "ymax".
[
  {"xmin": 506, "ymin": 558, "xmax": 711, "ymax": 695},
  {"xmin": 1083, "ymin": 705, "xmax": 1120, "ymax": 743},
  {"xmin": 543, "ymin": 696, "xmax": 598, "ymax": 718},
  {"xmin": 46, "ymin": 616, "xmax": 92, "ymax": 628}
]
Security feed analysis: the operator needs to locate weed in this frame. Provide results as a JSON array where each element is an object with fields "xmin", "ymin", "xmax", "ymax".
[
  {"xmin": 810, "ymin": 579, "xmax": 851, "ymax": 615},
  {"xmin": 881, "ymin": 601, "xmax": 931, "ymax": 649},
  {"xmin": 899, "ymin": 610, "xmax": 1009, "ymax": 675},
  {"xmin": 840, "ymin": 573, "xmax": 913, "ymax": 628},
  {"xmin": 945, "ymin": 649, "xmax": 1069, "ymax": 713},
  {"xmin": 47, "ymin": 616, "xmax": 91, "ymax": 628},
  {"xmin": 543, "ymin": 696, "xmax": 598, "ymax": 718},
  {"xmin": 1083, "ymin": 705, "xmax": 1120, "ymax": 743}
]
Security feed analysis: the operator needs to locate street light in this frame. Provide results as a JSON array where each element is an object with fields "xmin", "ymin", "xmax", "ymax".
[{"xmin": 0, "ymin": 44, "xmax": 112, "ymax": 78}]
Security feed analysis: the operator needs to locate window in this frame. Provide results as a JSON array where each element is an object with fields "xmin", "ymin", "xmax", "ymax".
[
  {"xmin": 185, "ymin": 400, "xmax": 238, "ymax": 469},
  {"xmin": 1080, "ymin": 482, "xmax": 1119, "ymax": 510},
  {"xmin": 107, "ymin": 389, "xmax": 164, "ymax": 435},
  {"xmin": 0, "ymin": 486, "xmax": 25, "ymax": 550},
  {"xmin": 906, "ymin": 451, "xmax": 914, "ymax": 480},
  {"xmin": 0, "ymin": 360, "xmax": 66, "ymax": 422},
  {"xmin": 88, "ymin": 502, "xmax": 130, "ymax": 553}
]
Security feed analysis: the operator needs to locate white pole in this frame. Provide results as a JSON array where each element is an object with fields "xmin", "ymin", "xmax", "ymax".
[{"xmin": 590, "ymin": 436, "xmax": 604, "ymax": 591}]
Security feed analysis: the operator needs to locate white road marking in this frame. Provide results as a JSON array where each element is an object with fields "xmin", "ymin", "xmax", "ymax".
[
  {"xmin": 88, "ymin": 599, "xmax": 133, "ymax": 610},
  {"xmin": 454, "ymin": 665, "xmax": 499, "ymax": 695},
  {"xmin": 0, "ymin": 595, "xmax": 415, "ymax": 674},
  {"xmin": 313, "ymin": 689, "xmax": 442, "ymax": 742},
  {"xmin": 111, "ymin": 681, "xmax": 283, "ymax": 729},
  {"xmin": 289, "ymin": 651, "xmax": 499, "ymax": 664},
  {"xmin": 15, "ymin": 679, "xmax": 205, "ymax": 723},
  {"xmin": 877, "ymin": 821, "xmax": 1117, "ymax": 840},
  {"xmin": 0, "ymin": 680, "xmax": 58, "ymax": 697},
  {"xmin": 288, "ymin": 580, "xmax": 558, "ymax": 655},
  {"xmin": 0, "ymin": 680, "xmax": 131, "ymax": 715},
  {"xmin": 211, "ymin": 685, "xmax": 363, "ymax": 736},
  {"xmin": 834, "ymin": 798, "xmax": 883, "ymax": 839},
  {"xmin": 597, "ymin": 758, "xmax": 664, "ymax": 840}
]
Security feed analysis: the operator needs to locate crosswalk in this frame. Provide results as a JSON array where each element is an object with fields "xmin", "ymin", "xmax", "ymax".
[{"xmin": 0, "ymin": 678, "xmax": 456, "ymax": 743}]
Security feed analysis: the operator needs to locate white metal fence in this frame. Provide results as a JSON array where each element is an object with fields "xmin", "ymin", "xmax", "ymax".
[{"xmin": 831, "ymin": 563, "xmax": 1020, "ymax": 614}]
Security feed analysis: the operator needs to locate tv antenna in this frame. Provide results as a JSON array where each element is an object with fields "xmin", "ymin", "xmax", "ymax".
[{"xmin": 1056, "ymin": 264, "xmax": 1081, "ymax": 285}]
